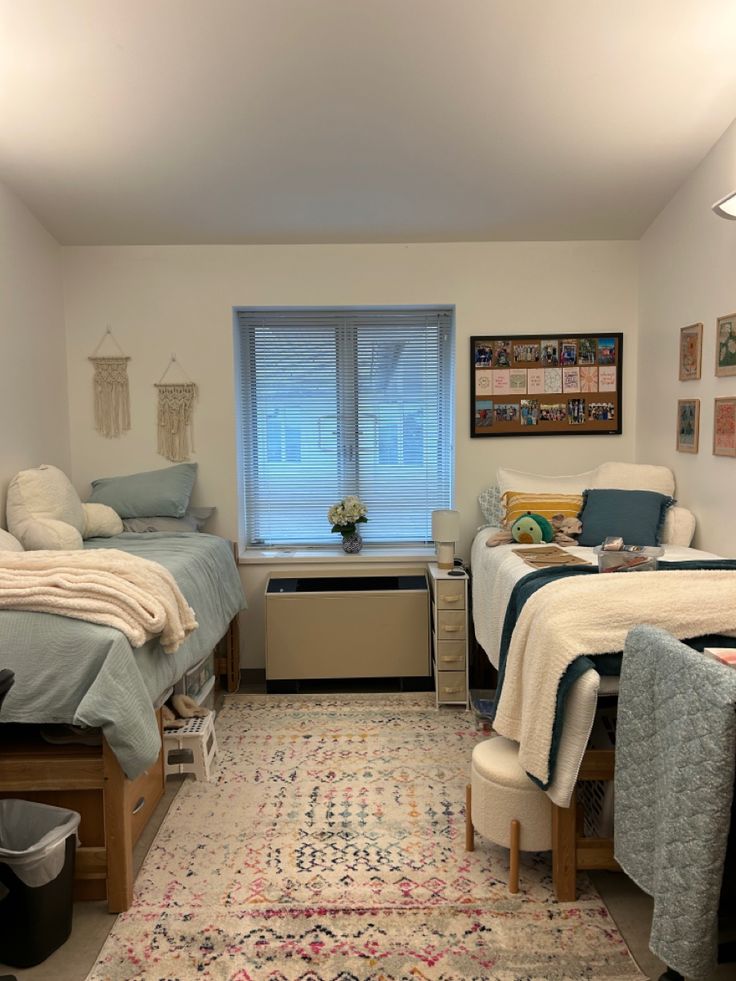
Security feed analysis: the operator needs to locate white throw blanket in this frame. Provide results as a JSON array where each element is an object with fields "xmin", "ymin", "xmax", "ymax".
[
  {"xmin": 0, "ymin": 549, "xmax": 198, "ymax": 652},
  {"xmin": 493, "ymin": 570, "xmax": 736, "ymax": 788}
]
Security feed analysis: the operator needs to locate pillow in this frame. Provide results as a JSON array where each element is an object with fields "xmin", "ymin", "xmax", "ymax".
[
  {"xmin": 590, "ymin": 462, "xmax": 675, "ymax": 497},
  {"xmin": 87, "ymin": 463, "xmax": 197, "ymax": 518},
  {"xmin": 577, "ymin": 489, "xmax": 674, "ymax": 547},
  {"xmin": 0, "ymin": 529, "xmax": 23, "ymax": 552},
  {"xmin": 502, "ymin": 490, "xmax": 584, "ymax": 528},
  {"xmin": 497, "ymin": 466, "xmax": 597, "ymax": 498},
  {"xmin": 6, "ymin": 465, "xmax": 122, "ymax": 550},
  {"xmin": 81, "ymin": 502, "xmax": 123, "ymax": 538},
  {"xmin": 660, "ymin": 505, "xmax": 696, "ymax": 547},
  {"xmin": 478, "ymin": 485, "xmax": 503, "ymax": 526},
  {"xmin": 122, "ymin": 507, "xmax": 216, "ymax": 534}
]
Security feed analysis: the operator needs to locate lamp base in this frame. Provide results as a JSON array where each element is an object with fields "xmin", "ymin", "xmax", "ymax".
[{"xmin": 436, "ymin": 541, "xmax": 455, "ymax": 570}]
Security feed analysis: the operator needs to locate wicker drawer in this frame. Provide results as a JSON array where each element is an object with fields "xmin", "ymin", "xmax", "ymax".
[
  {"xmin": 436, "ymin": 580, "xmax": 465, "ymax": 610},
  {"xmin": 437, "ymin": 610, "xmax": 465, "ymax": 639},
  {"xmin": 435, "ymin": 639, "xmax": 466, "ymax": 670},
  {"xmin": 437, "ymin": 670, "xmax": 466, "ymax": 702}
]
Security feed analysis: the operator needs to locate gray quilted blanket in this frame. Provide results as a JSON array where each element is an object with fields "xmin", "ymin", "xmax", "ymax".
[{"xmin": 615, "ymin": 625, "xmax": 736, "ymax": 979}]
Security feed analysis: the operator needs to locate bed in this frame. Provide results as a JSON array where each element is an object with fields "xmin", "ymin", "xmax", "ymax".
[
  {"xmin": 0, "ymin": 531, "xmax": 245, "ymax": 911},
  {"xmin": 469, "ymin": 463, "xmax": 736, "ymax": 899}
]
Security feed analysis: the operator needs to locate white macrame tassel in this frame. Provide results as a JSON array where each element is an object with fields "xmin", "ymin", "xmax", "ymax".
[
  {"xmin": 156, "ymin": 382, "xmax": 197, "ymax": 462},
  {"xmin": 89, "ymin": 356, "xmax": 131, "ymax": 438}
]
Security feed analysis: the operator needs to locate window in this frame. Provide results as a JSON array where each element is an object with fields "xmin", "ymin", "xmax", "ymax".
[{"xmin": 235, "ymin": 306, "xmax": 455, "ymax": 547}]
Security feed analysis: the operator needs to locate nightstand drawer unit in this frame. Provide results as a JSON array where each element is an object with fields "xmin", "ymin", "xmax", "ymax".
[{"xmin": 428, "ymin": 563, "xmax": 469, "ymax": 708}]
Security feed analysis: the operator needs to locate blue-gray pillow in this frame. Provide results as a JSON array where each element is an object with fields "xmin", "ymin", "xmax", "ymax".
[
  {"xmin": 578, "ymin": 488, "xmax": 673, "ymax": 547},
  {"xmin": 87, "ymin": 463, "xmax": 197, "ymax": 518}
]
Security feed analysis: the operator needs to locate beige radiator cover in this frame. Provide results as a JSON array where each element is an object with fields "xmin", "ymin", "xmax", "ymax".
[{"xmin": 265, "ymin": 577, "xmax": 430, "ymax": 680}]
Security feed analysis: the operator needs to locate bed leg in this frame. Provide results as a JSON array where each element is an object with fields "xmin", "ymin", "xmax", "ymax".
[
  {"xmin": 509, "ymin": 818, "xmax": 520, "ymax": 894},
  {"xmin": 226, "ymin": 613, "xmax": 241, "ymax": 694},
  {"xmin": 465, "ymin": 784, "xmax": 474, "ymax": 851},
  {"xmin": 552, "ymin": 799, "xmax": 577, "ymax": 902},
  {"xmin": 102, "ymin": 740, "xmax": 134, "ymax": 913}
]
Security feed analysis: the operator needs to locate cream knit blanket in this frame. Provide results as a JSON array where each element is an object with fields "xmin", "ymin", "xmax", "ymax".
[
  {"xmin": 0, "ymin": 549, "xmax": 198, "ymax": 653},
  {"xmin": 493, "ymin": 570, "xmax": 736, "ymax": 786}
]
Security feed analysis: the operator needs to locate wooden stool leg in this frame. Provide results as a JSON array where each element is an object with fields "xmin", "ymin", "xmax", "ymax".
[
  {"xmin": 509, "ymin": 818, "xmax": 520, "ymax": 894},
  {"xmin": 552, "ymin": 801, "xmax": 577, "ymax": 902},
  {"xmin": 465, "ymin": 784, "xmax": 474, "ymax": 851}
]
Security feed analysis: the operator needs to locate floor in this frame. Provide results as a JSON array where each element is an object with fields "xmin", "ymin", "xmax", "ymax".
[{"xmin": 2, "ymin": 686, "xmax": 734, "ymax": 981}]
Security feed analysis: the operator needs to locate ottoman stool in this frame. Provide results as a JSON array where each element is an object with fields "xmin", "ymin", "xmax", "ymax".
[{"xmin": 466, "ymin": 735, "xmax": 552, "ymax": 893}]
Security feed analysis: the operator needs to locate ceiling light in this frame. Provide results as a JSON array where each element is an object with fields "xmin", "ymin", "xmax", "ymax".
[{"xmin": 712, "ymin": 191, "xmax": 736, "ymax": 219}]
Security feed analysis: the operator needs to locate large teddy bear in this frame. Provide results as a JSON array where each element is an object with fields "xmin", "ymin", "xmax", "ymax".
[{"xmin": 6, "ymin": 465, "xmax": 123, "ymax": 550}]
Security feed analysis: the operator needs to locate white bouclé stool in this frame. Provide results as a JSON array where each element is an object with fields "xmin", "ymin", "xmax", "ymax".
[
  {"xmin": 466, "ymin": 735, "xmax": 552, "ymax": 893},
  {"xmin": 163, "ymin": 713, "xmax": 218, "ymax": 781}
]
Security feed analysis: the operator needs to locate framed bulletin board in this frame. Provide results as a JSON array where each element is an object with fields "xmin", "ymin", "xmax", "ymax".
[{"xmin": 471, "ymin": 333, "xmax": 623, "ymax": 437}]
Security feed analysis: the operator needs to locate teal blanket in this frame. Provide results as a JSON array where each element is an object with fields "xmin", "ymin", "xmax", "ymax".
[{"xmin": 0, "ymin": 533, "xmax": 245, "ymax": 777}]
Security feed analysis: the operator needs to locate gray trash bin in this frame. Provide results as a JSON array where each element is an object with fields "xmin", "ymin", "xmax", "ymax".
[{"xmin": 0, "ymin": 799, "xmax": 81, "ymax": 968}]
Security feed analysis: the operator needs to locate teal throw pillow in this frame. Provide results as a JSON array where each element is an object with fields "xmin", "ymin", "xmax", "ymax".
[
  {"xmin": 577, "ymin": 488, "xmax": 673, "ymax": 547},
  {"xmin": 88, "ymin": 463, "xmax": 198, "ymax": 518}
]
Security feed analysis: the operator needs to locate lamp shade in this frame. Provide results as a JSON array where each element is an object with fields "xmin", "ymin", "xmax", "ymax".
[{"xmin": 431, "ymin": 509, "xmax": 460, "ymax": 542}]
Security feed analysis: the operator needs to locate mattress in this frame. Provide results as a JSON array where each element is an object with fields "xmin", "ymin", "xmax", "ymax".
[
  {"xmin": 0, "ymin": 533, "xmax": 245, "ymax": 777},
  {"xmin": 470, "ymin": 527, "xmax": 721, "ymax": 671}
]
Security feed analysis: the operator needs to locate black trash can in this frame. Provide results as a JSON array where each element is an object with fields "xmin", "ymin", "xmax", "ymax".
[{"xmin": 0, "ymin": 799, "xmax": 81, "ymax": 968}]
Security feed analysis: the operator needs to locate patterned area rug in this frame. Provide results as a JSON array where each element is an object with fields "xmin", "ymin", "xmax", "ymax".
[{"xmin": 88, "ymin": 694, "xmax": 642, "ymax": 980}]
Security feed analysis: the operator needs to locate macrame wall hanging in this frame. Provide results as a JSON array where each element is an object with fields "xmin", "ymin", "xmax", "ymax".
[
  {"xmin": 88, "ymin": 328, "xmax": 131, "ymax": 438},
  {"xmin": 155, "ymin": 355, "xmax": 198, "ymax": 462}
]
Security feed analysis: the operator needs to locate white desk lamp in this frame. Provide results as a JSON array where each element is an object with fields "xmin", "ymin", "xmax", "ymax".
[{"xmin": 431, "ymin": 509, "xmax": 460, "ymax": 570}]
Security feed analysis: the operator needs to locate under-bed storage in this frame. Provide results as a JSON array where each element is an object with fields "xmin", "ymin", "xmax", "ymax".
[{"xmin": 0, "ymin": 717, "xmax": 165, "ymax": 912}]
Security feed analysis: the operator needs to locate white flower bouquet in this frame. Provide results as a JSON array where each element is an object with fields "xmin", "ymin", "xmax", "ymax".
[{"xmin": 328, "ymin": 495, "xmax": 368, "ymax": 536}]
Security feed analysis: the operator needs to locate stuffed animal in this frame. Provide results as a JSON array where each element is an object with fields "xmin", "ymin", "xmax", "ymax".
[
  {"xmin": 171, "ymin": 693, "xmax": 209, "ymax": 719},
  {"xmin": 485, "ymin": 512, "xmax": 582, "ymax": 548},
  {"xmin": 510, "ymin": 512, "xmax": 554, "ymax": 544}
]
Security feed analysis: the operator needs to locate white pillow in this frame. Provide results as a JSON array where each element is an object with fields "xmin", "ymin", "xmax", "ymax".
[
  {"xmin": 6, "ymin": 465, "xmax": 122, "ymax": 550},
  {"xmin": 82, "ymin": 502, "xmax": 124, "ymax": 538},
  {"xmin": 590, "ymin": 462, "xmax": 675, "ymax": 497},
  {"xmin": 659, "ymin": 506, "xmax": 696, "ymax": 547},
  {"xmin": 497, "ymin": 466, "xmax": 597, "ymax": 497},
  {"xmin": 0, "ymin": 529, "xmax": 23, "ymax": 552}
]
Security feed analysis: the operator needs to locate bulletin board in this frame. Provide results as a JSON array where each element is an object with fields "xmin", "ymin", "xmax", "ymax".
[{"xmin": 470, "ymin": 333, "xmax": 623, "ymax": 437}]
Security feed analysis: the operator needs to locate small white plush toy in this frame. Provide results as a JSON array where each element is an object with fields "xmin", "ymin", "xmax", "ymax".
[{"xmin": 171, "ymin": 693, "xmax": 209, "ymax": 719}]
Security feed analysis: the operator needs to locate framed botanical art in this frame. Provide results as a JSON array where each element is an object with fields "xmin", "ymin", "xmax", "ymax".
[
  {"xmin": 470, "ymin": 332, "xmax": 623, "ymax": 437},
  {"xmin": 713, "ymin": 396, "xmax": 736, "ymax": 457},
  {"xmin": 716, "ymin": 314, "xmax": 736, "ymax": 376},
  {"xmin": 676, "ymin": 398, "xmax": 699, "ymax": 453},
  {"xmin": 679, "ymin": 322, "xmax": 702, "ymax": 381}
]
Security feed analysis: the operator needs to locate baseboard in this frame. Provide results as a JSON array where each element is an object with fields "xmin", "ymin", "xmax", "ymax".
[
  {"xmin": 265, "ymin": 676, "xmax": 435, "ymax": 695},
  {"xmin": 242, "ymin": 668, "xmax": 266, "ymax": 684}
]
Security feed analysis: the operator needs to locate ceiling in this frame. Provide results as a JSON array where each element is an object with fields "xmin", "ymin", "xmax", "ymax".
[{"xmin": 2, "ymin": 0, "xmax": 736, "ymax": 245}]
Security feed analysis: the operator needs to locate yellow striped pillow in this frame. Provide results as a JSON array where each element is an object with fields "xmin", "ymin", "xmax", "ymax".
[{"xmin": 502, "ymin": 490, "xmax": 583, "ymax": 528}]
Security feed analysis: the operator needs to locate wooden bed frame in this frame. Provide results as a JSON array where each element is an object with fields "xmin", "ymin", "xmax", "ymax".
[
  {"xmin": 0, "ymin": 612, "xmax": 240, "ymax": 913},
  {"xmin": 551, "ymin": 746, "xmax": 619, "ymax": 901}
]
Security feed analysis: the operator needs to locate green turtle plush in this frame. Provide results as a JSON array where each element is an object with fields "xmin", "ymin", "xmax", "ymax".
[{"xmin": 510, "ymin": 512, "xmax": 554, "ymax": 544}]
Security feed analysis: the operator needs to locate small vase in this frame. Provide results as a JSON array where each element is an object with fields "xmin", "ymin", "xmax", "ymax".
[{"xmin": 341, "ymin": 531, "xmax": 363, "ymax": 554}]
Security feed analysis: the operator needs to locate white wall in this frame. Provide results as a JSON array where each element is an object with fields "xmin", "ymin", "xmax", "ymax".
[
  {"xmin": 63, "ymin": 241, "xmax": 638, "ymax": 666},
  {"xmin": 0, "ymin": 181, "xmax": 69, "ymax": 524},
  {"xmin": 638, "ymin": 118, "xmax": 736, "ymax": 554}
]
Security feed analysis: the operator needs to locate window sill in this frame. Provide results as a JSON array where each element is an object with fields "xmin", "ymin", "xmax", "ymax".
[{"xmin": 238, "ymin": 546, "xmax": 436, "ymax": 566}]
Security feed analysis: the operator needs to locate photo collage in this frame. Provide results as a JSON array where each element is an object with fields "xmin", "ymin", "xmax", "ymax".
[{"xmin": 472, "ymin": 333, "xmax": 622, "ymax": 437}]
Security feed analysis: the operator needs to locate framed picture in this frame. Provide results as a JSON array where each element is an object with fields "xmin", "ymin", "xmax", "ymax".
[
  {"xmin": 470, "ymin": 332, "xmax": 623, "ymax": 437},
  {"xmin": 713, "ymin": 396, "xmax": 736, "ymax": 457},
  {"xmin": 679, "ymin": 322, "xmax": 702, "ymax": 381},
  {"xmin": 676, "ymin": 398, "xmax": 699, "ymax": 453},
  {"xmin": 716, "ymin": 314, "xmax": 736, "ymax": 376}
]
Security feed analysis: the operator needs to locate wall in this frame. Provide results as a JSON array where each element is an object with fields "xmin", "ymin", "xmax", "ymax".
[
  {"xmin": 0, "ymin": 181, "xmax": 69, "ymax": 523},
  {"xmin": 62, "ymin": 241, "xmax": 639, "ymax": 665},
  {"xmin": 638, "ymin": 118, "xmax": 736, "ymax": 554}
]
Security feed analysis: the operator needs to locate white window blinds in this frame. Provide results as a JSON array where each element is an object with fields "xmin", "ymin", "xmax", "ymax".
[{"xmin": 235, "ymin": 307, "xmax": 455, "ymax": 547}]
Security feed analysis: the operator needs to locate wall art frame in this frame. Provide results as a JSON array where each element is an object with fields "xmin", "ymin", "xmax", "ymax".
[
  {"xmin": 676, "ymin": 398, "xmax": 699, "ymax": 453},
  {"xmin": 470, "ymin": 332, "xmax": 623, "ymax": 438},
  {"xmin": 716, "ymin": 313, "xmax": 736, "ymax": 377},
  {"xmin": 713, "ymin": 396, "xmax": 736, "ymax": 457},
  {"xmin": 679, "ymin": 322, "xmax": 702, "ymax": 381}
]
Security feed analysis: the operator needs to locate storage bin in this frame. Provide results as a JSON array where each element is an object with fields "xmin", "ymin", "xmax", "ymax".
[
  {"xmin": 0, "ymin": 799, "xmax": 81, "ymax": 968},
  {"xmin": 594, "ymin": 545, "xmax": 663, "ymax": 573}
]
